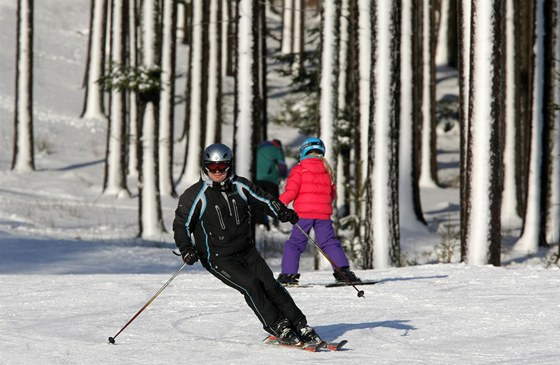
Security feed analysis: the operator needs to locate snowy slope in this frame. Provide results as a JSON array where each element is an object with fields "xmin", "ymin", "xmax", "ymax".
[{"xmin": 1, "ymin": 256, "xmax": 559, "ymax": 365}]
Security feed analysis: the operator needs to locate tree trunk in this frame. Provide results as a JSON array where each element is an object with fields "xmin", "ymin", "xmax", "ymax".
[
  {"xmin": 546, "ymin": 0, "xmax": 560, "ymax": 245},
  {"xmin": 138, "ymin": 0, "xmax": 165, "ymax": 238},
  {"xmin": 458, "ymin": 0, "xmax": 471, "ymax": 260},
  {"xmin": 281, "ymin": 0, "xmax": 294, "ymax": 54},
  {"xmin": 335, "ymin": 0, "xmax": 350, "ymax": 214},
  {"xmin": 12, "ymin": 0, "xmax": 35, "ymax": 172},
  {"xmin": 316, "ymin": 0, "xmax": 340, "ymax": 270},
  {"xmin": 319, "ymin": 0, "xmax": 339, "ymax": 169},
  {"xmin": 501, "ymin": 0, "xmax": 522, "ymax": 228},
  {"xmin": 540, "ymin": 0, "xmax": 556, "ymax": 245},
  {"xmin": 514, "ymin": 1, "xmax": 533, "ymax": 218},
  {"xmin": 178, "ymin": 0, "xmax": 206, "ymax": 188},
  {"xmin": 368, "ymin": 0, "xmax": 401, "ymax": 269},
  {"xmin": 206, "ymin": 0, "xmax": 223, "ymax": 146},
  {"xmin": 419, "ymin": 0, "xmax": 438, "ymax": 187},
  {"xmin": 234, "ymin": 0, "xmax": 259, "ymax": 178},
  {"xmin": 356, "ymin": 0, "xmax": 373, "ymax": 268},
  {"xmin": 464, "ymin": 0, "xmax": 505, "ymax": 266},
  {"xmin": 127, "ymin": 0, "xmax": 139, "ymax": 177},
  {"xmin": 258, "ymin": 0, "xmax": 268, "ymax": 141},
  {"xmin": 514, "ymin": 0, "xmax": 547, "ymax": 252},
  {"xmin": 158, "ymin": 0, "xmax": 177, "ymax": 197},
  {"xmin": 103, "ymin": 0, "xmax": 130, "ymax": 197},
  {"xmin": 81, "ymin": 0, "xmax": 107, "ymax": 120},
  {"xmin": 399, "ymin": 0, "xmax": 428, "ymax": 230}
]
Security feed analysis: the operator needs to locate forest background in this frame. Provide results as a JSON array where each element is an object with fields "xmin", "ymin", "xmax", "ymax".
[{"xmin": 4, "ymin": 0, "xmax": 560, "ymax": 270}]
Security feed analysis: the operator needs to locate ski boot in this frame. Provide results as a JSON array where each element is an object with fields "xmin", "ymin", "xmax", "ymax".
[
  {"xmin": 333, "ymin": 267, "xmax": 362, "ymax": 283},
  {"xmin": 277, "ymin": 273, "xmax": 301, "ymax": 286},
  {"xmin": 275, "ymin": 319, "xmax": 301, "ymax": 345}
]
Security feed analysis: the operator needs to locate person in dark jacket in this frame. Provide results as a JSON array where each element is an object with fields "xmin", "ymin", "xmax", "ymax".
[
  {"xmin": 172, "ymin": 143, "xmax": 320, "ymax": 345},
  {"xmin": 254, "ymin": 139, "xmax": 287, "ymax": 230}
]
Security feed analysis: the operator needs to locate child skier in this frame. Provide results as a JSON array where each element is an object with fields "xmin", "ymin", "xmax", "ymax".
[{"xmin": 277, "ymin": 137, "xmax": 361, "ymax": 285}]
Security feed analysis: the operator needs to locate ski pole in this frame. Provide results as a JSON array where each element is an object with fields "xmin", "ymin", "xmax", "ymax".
[
  {"xmin": 108, "ymin": 263, "xmax": 187, "ymax": 344},
  {"xmin": 294, "ymin": 223, "xmax": 365, "ymax": 298}
]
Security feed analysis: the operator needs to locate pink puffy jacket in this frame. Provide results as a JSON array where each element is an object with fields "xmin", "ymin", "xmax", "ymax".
[{"xmin": 279, "ymin": 157, "xmax": 335, "ymax": 219}]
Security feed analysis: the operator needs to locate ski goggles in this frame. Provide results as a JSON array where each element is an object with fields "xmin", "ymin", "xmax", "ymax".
[{"xmin": 204, "ymin": 162, "xmax": 231, "ymax": 173}]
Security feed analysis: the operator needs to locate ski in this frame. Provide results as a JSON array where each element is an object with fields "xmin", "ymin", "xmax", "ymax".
[
  {"xmin": 263, "ymin": 335, "xmax": 326, "ymax": 352},
  {"xmin": 324, "ymin": 280, "xmax": 379, "ymax": 288},
  {"xmin": 322, "ymin": 339, "xmax": 348, "ymax": 351},
  {"xmin": 281, "ymin": 283, "xmax": 314, "ymax": 288},
  {"xmin": 281, "ymin": 280, "xmax": 378, "ymax": 288}
]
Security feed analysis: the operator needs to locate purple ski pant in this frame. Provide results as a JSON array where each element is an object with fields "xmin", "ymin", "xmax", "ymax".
[{"xmin": 281, "ymin": 218, "xmax": 350, "ymax": 274}]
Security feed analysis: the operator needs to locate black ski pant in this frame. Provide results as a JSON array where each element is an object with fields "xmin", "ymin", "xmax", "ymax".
[{"xmin": 200, "ymin": 247, "xmax": 306, "ymax": 336}]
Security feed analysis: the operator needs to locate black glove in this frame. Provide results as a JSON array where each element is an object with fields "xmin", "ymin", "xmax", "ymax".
[
  {"xmin": 278, "ymin": 208, "xmax": 299, "ymax": 224},
  {"xmin": 181, "ymin": 245, "xmax": 199, "ymax": 265}
]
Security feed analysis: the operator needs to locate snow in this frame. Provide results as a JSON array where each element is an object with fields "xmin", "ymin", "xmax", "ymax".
[
  {"xmin": 1, "ymin": 249, "xmax": 559, "ymax": 364},
  {"xmin": 1, "ymin": 1, "xmax": 560, "ymax": 364}
]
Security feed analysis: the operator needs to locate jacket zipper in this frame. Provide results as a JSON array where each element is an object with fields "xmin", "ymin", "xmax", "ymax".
[
  {"xmin": 214, "ymin": 205, "xmax": 226, "ymax": 229},
  {"xmin": 232, "ymin": 199, "xmax": 240, "ymax": 224}
]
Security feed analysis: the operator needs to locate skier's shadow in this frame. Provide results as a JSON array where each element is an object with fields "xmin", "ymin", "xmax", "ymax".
[{"xmin": 316, "ymin": 320, "xmax": 416, "ymax": 342}]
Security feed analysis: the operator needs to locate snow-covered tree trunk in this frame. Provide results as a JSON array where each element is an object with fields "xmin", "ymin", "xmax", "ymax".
[
  {"xmin": 205, "ymin": 0, "xmax": 222, "ymax": 147},
  {"xmin": 319, "ymin": 0, "xmax": 338, "ymax": 169},
  {"xmin": 12, "ymin": 0, "xmax": 34, "ymax": 172},
  {"xmin": 435, "ymin": 0, "xmax": 450, "ymax": 66},
  {"xmin": 281, "ymin": 0, "xmax": 293, "ymax": 55},
  {"xmin": 235, "ymin": 0, "xmax": 258, "ymax": 178},
  {"xmin": 103, "ymin": 0, "xmax": 129, "ymax": 197},
  {"xmin": 464, "ymin": 0, "xmax": 505, "ymax": 266},
  {"xmin": 419, "ymin": 0, "xmax": 438, "ymax": 187},
  {"xmin": 138, "ymin": 0, "xmax": 165, "ymax": 238},
  {"xmin": 127, "ymin": 0, "xmax": 139, "ymax": 177},
  {"xmin": 158, "ymin": 0, "xmax": 177, "ymax": 197},
  {"xmin": 178, "ymin": 1, "xmax": 205, "ymax": 188},
  {"xmin": 367, "ymin": 0, "xmax": 400, "ymax": 269},
  {"xmin": 224, "ymin": 0, "xmax": 235, "ymax": 77},
  {"xmin": 355, "ymin": 0, "xmax": 372, "ymax": 263},
  {"xmin": 177, "ymin": 3, "xmax": 193, "ymax": 179},
  {"xmin": 221, "ymin": 0, "xmax": 230, "ymax": 77},
  {"xmin": 335, "ymin": 0, "xmax": 350, "ymax": 213},
  {"xmin": 458, "ymin": 0, "xmax": 471, "ymax": 258},
  {"xmin": 291, "ymin": 0, "xmax": 304, "ymax": 74},
  {"xmin": 514, "ymin": 0, "xmax": 547, "ymax": 252},
  {"xmin": 337, "ymin": 0, "xmax": 349, "ymax": 116},
  {"xmin": 81, "ymin": 0, "xmax": 107, "ymax": 120},
  {"xmin": 357, "ymin": 0, "xmax": 371, "ymax": 191},
  {"xmin": 501, "ymin": 0, "xmax": 521, "ymax": 228},
  {"xmin": 317, "ymin": 0, "xmax": 339, "ymax": 270},
  {"xmin": 547, "ymin": 0, "xmax": 560, "ymax": 245},
  {"xmin": 259, "ymin": 0, "xmax": 268, "ymax": 141},
  {"xmin": 399, "ymin": 0, "xmax": 427, "ymax": 231}
]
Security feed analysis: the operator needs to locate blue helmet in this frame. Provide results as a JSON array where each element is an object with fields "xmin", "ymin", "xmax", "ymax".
[{"xmin": 299, "ymin": 137, "xmax": 325, "ymax": 160}]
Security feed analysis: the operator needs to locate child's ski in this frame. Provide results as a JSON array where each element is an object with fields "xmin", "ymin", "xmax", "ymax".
[{"xmin": 324, "ymin": 280, "xmax": 379, "ymax": 288}]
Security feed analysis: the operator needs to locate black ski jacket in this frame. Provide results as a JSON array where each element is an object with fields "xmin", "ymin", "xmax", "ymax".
[{"xmin": 173, "ymin": 174, "xmax": 285, "ymax": 260}]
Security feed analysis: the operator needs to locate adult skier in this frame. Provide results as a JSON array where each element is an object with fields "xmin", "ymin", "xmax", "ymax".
[{"xmin": 172, "ymin": 143, "xmax": 320, "ymax": 346}]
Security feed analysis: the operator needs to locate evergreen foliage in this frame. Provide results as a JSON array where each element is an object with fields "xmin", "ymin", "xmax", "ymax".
[{"xmin": 100, "ymin": 62, "xmax": 162, "ymax": 101}]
